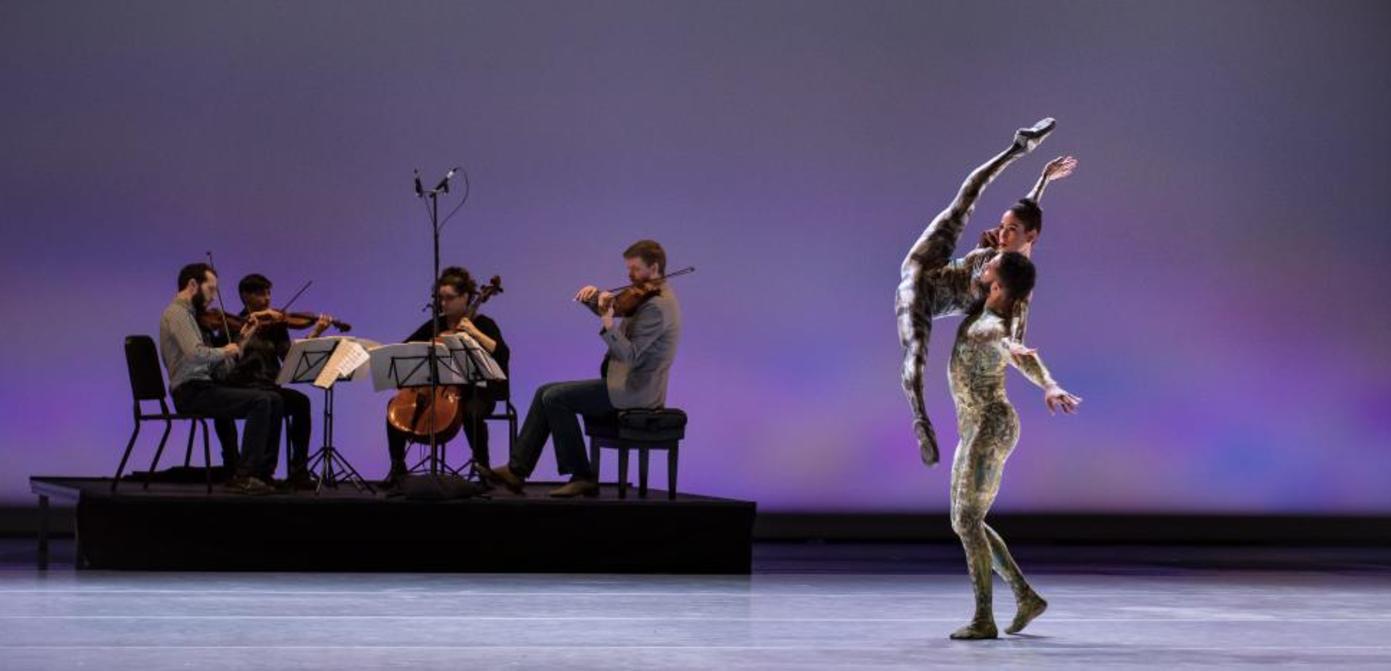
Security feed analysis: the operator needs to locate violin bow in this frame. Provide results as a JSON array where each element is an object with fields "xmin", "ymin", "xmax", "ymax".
[
  {"xmin": 604, "ymin": 266, "xmax": 696, "ymax": 293},
  {"xmin": 278, "ymin": 280, "xmax": 313, "ymax": 313},
  {"xmin": 204, "ymin": 251, "xmax": 234, "ymax": 340}
]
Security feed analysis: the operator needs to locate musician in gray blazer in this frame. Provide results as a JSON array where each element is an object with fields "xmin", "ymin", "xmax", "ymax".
[{"xmin": 490, "ymin": 240, "xmax": 681, "ymax": 498}]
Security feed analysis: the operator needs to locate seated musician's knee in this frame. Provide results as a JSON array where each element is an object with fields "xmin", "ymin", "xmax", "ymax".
[
  {"xmin": 286, "ymin": 390, "xmax": 310, "ymax": 413},
  {"xmin": 530, "ymin": 383, "xmax": 555, "ymax": 406},
  {"xmin": 540, "ymin": 384, "xmax": 567, "ymax": 406}
]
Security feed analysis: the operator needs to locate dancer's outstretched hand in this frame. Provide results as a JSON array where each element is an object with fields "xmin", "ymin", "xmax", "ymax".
[
  {"xmin": 1044, "ymin": 385, "xmax": 1082, "ymax": 415},
  {"xmin": 1042, "ymin": 155, "xmax": 1078, "ymax": 182}
]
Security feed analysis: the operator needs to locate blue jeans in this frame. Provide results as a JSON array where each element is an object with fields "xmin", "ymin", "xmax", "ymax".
[{"xmin": 510, "ymin": 379, "xmax": 614, "ymax": 479}]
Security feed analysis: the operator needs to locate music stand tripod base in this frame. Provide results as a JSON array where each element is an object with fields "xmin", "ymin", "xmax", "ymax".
[{"xmin": 308, "ymin": 385, "xmax": 374, "ymax": 494}]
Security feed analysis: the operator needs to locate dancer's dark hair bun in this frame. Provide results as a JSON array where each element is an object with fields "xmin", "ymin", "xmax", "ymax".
[{"xmin": 1009, "ymin": 198, "xmax": 1043, "ymax": 234}]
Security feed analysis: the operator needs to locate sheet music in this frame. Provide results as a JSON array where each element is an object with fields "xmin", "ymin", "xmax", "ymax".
[
  {"xmin": 314, "ymin": 338, "xmax": 376, "ymax": 389},
  {"xmin": 440, "ymin": 333, "xmax": 507, "ymax": 383}
]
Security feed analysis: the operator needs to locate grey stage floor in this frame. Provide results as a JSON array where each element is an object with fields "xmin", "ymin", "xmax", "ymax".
[{"xmin": 1, "ymin": 540, "xmax": 1389, "ymax": 670}]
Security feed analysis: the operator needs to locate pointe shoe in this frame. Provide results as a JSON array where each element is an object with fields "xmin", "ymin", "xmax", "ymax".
[
  {"xmin": 487, "ymin": 464, "xmax": 526, "ymax": 495},
  {"xmin": 949, "ymin": 618, "xmax": 999, "ymax": 640},
  {"xmin": 548, "ymin": 478, "xmax": 599, "ymax": 498},
  {"xmin": 1013, "ymin": 117, "xmax": 1056, "ymax": 153},
  {"xmin": 914, "ymin": 419, "xmax": 940, "ymax": 466},
  {"xmin": 1006, "ymin": 593, "xmax": 1048, "ymax": 635}
]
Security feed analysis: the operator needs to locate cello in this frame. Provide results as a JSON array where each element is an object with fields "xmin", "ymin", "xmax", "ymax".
[{"xmin": 384, "ymin": 276, "xmax": 503, "ymax": 445}]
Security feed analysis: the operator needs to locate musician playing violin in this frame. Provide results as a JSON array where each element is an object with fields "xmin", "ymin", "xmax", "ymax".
[
  {"xmin": 488, "ymin": 240, "xmax": 682, "ymax": 498},
  {"xmin": 159, "ymin": 263, "xmax": 282, "ymax": 495},
  {"xmin": 214, "ymin": 273, "xmax": 341, "ymax": 490},
  {"xmin": 384, "ymin": 266, "xmax": 510, "ymax": 486}
]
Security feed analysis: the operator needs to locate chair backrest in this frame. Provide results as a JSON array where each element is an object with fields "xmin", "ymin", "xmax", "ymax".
[{"xmin": 124, "ymin": 335, "xmax": 169, "ymax": 402}]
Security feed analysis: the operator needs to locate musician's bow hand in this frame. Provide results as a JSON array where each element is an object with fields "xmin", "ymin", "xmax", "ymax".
[{"xmin": 237, "ymin": 319, "xmax": 259, "ymax": 343}]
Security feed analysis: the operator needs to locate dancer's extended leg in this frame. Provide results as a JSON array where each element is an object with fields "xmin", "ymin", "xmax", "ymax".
[{"xmin": 895, "ymin": 118, "xmax": 1054, "ymax": 465}]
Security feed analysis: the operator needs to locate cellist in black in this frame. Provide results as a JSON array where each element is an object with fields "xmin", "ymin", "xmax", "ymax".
[{"xmin": 384, "ymin": 266, "xmax": 510, "ymax": 486}]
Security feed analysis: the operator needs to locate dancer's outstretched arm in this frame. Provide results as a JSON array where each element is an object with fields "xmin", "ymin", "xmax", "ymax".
[
  {"xmin": 1026, "ymin": 155, "xmax": 1077, "ymax": 203},
  {"xmin": 975, "ymin": 155, "xmax": 1077, "ymax": 250},
  {"xmin": 1005, "ymin": 302, "xmax": 1081, "ymax": 415}
]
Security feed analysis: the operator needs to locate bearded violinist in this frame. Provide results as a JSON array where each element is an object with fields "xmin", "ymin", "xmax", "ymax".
[
  {"xmin": 488, "ymin": 240, "xmax": 681, "ymax": 498},
  {"xmin": 159, "ymin": 263, "xmax": 282, "ymax": 495}
]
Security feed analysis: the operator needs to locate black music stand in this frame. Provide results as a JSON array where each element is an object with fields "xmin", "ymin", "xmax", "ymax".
[
  {"xmin": 375, "ymin": 341, "xmax": 477, "ymax": 478},
  {"xmin": 281, "ymin": 338, "xmax": 375, "ymax": 494}
]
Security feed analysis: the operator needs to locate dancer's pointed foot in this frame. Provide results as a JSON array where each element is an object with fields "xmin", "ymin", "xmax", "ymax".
[
  {"xmin": 1006, "ymin": 592, "xmax": 1048, "ymax": 635},
  {"xmin": 914, "ymin": 419, "xmax": 940, "ymax": 466},
  {"xmin": 1013, "ymin": 117, "xmax": 1056, "ymax": 153},
  {"xmin": 950, "ymin": 618, "xmax": 999, "ymax": 640}
]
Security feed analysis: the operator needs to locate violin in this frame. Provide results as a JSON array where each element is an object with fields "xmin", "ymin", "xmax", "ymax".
[
  {"xmin": 197, "ymin": 308, "xmax": 352, "ymax": 335},
  {"xmin": 589, "ymin": 266, "xmax": 695, "ymax": 317},
  {"xmin": 385, "ymin": 275, "xmax": 503, "ymax": 444}
]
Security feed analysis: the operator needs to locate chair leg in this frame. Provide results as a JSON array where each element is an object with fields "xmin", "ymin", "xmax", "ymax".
[
  {"xmin": 200, "ymin": 419, "xmax": 213, "ymax": 494},
  {"xmin": 638, "ymin": 448, "xmax": 650, "ymax": 498},
  {"xmin": 509, "ymin": 406, "xmax": 518, "ymax": 452},
  {"xmin": 143, "ymin": 420, "xmax": 175, "ymax": 491},
  {"xmin": 284, "ymin": 416, "xmax": 293, "ymax": 477},
  {"xmin": 667, "ymin": 446, "xmax": 678, "ymax": 500},
  {"xmin": 589, "ymin": 439, "xmax": 601, "ymax": 484},
  {"xmin": 182, "ymin": 419, "xmax": 197, "ymax": 467},
  {"xmin": 617, "ymin": 447, "xmax": 629, "ymax": 499},
  {"xmin": 112, "ymin": 422, "xmax": 142, "ymax": 493}
]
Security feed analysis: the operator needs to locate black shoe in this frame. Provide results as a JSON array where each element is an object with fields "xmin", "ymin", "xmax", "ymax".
[
  {"xmin": 226, "ymin": 475, "xmax": 275, "ymax": 496},
  {"xmin": 383, "ymin": 465, "xmax": 408, "ymax": 489},
  {"xmin": 486, "ymin": 464, "xmax": 526, "ymax": 495},
  {"xmin": 285, "ymin": 468, "xmax": 318, "ymax": 491}
]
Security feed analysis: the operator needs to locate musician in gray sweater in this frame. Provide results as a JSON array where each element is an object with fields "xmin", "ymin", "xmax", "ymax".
[{"xmin": 489, "ymin": 240, "xmax": 681, "ymax": 498}]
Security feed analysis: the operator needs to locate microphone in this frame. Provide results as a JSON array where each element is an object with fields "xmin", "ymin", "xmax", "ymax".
[
  {"xmin": 434, "ymin": 167, "xmax": 459, "ymax": 194},
  {"xmin": 414, "ymin": 170, "xmax": 424, "ymax": 198}
]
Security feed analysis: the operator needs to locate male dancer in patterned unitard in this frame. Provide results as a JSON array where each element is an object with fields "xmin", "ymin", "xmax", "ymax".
[{"xmin": 945, "ymin": 254, "xmax": 1077, "ymax": 640}]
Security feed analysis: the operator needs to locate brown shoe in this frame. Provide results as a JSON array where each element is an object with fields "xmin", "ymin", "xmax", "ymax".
[
  {"xmin": 548, "ymin": 478, "xmax": 599, "ymax": 498},
  {"xmin": 488, "ymin": 464, "xmax": 526, "ymax": 494}
]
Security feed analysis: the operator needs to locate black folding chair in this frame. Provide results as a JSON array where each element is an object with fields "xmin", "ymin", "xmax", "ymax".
[
  {"xmin": 111, "ymin": 335, "xmax": 213, "ymax": 493},
  {"xmin": 486, "ymin": 398, "xmax": 519, "ymax": 452}
]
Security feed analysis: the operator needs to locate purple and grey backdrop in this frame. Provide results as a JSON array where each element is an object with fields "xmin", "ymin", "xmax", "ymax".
[{"xmin": 3, "ymin": 0, "xmax": 1389, "ymax": 512}]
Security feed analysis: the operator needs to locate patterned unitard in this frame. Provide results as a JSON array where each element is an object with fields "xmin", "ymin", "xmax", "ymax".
[
  {"xmin": 948, "ymin": 306, "xmax": 1055, "ymax": 628},
  {"xmin": 894, "ymin": 118, "xmax": 1055, "ymax": 465}
]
